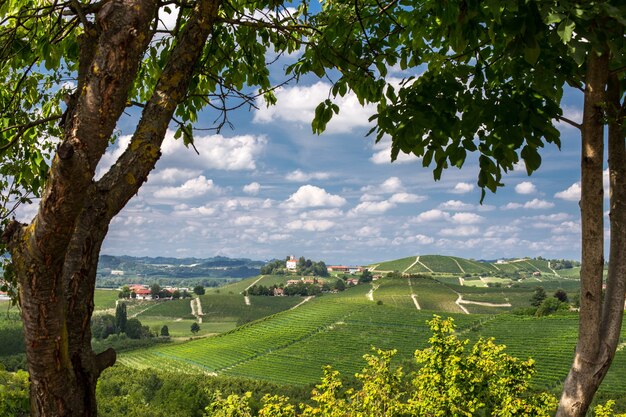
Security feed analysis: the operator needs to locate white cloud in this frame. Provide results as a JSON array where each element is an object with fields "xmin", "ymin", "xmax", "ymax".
[
  {"xmin": 502, "ymin": 202, "xmax": 523, "ymax": 210},
  {"xmin": 148, "ymin": 168, "xmax": 202, "ymax": 185},
  {"xmin": 554, "ymin": 182, "xmax": 581, "ymax": 201},
  {"xmin": 283, "ymin": 185, "xmax": 346, "ymax": 209},
  {"xmin": 502, "ymin": 199, "xmax": 555, "ymax": 210},
  {"xmin": 451, "ymin": 182, "xmax": 474, "ymax": 194},
  {"xmin": 438, "ymin": 200, "xmax": 474, "ymax": 211},
  {"xmin": 243, "ymin": 182, "xmax": 261, "ymax": 195},
  {"xmin": 439, "ymin": 226, "xmax": 480, "ymax": 237},
  {"xmin": 299, "ymin": 208, "xmax": 343, "ymax": 219},
  {"xmin": 515, "ymin": 181, "xmax": 537, "ymax": 195},
  {"xmin": 362, "ymin": 177, "xmax": 404, "ymax": 195},
  {"xmin": 285, "ymin": 170, "xmax": 331, "ymax": 182},
  {"xmin": 525, "ymin": 213, "xmax": 571, "ymax": 222},
  {"xmin": 451, "ymin": 212, "xmax": 484, "ymax": 224},
  {"xmin": 254, "ymin": 81, "xmax": 375, "ymax": 134},
  {"xmin": 411, "ymin": 209, "xmax": 450, "ymax": 223},
  {"xmin": 389, "ymin": 193, "xmax": 426, "ymax": 204},
  {"xmin": 161, "ymin": 131, "xmax": 266, "ymax": 171},
  {"xmin": 355, "ymin": 226, "xmax": 380, "ymax": 238},
  {"xmin": 286, "ymin": 219, "xmax": 335, "ymax": 231},
  {"xmin": 524, "ymin": 198, "xmax": 555, "ymax": 209},
  {"xmin": 484, "ymin": 225, "xmax": 520, "ymax": 237},
  {"xmin": 392, "ymin": 234, "xmax": 434, "ymax": 245},
  {"xmin": 153, "ymin": 176, "xmax": 220, "ymax": 199},
  {"xmin": 173, "ymin": 204, "xmax": 217, "ymax": 217},
  {"xmin": 370, "ymin": 138, "xmax": 417, "ymax": 164},
  {"xmin": 552, "ymin": 221, "xmax": 580, "ymax": 234},
  {"xmin": 350, "ymin": 201, "xmax": 395, "ymax": 215},
  {"xmin": 360, "ymin": 193, "xmax": 384, "ymax": 202}
]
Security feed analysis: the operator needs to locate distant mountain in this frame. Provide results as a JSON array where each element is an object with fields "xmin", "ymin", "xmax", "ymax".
[{"xmin": 98, "ymin": 255, "xmax": 264, "ymax": 279}]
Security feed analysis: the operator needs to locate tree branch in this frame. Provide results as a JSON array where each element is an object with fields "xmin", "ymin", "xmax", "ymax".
[
  {"xmin": 555, "ymin": 115, "xmax": 582, "ymax": 130},
  {"xmin": 0, "ymin": 114, "xmax": 63, "ymax": 155}
]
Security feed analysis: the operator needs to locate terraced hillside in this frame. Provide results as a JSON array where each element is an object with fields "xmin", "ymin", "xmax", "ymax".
[{"xmin": 370, "ymin": 254, "xmax": 580, "ymax": 284}]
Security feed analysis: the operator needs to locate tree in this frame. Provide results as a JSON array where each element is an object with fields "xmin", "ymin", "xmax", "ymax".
[
  {"xmin": 160, "ymin": 325, "xmax": 169, "ymax": 337},
  {"xmin": 150, "ymin": 283, "xmax": 162, "ymax": 299},
  {"xmin": 193, "ymin": 285, "xmax": 206, "ymax": 296},
  {"xmin": 191, "ymin": 322, "xmax": 200, "ymax": 335},
  {"xmin": 531, "ymin": 287, "xmax": 548, "ymax": 307},
  {"xmin": 0, "ymin": 2, "xmax": 305, "ymax": 414},
  {"xmin": 125, "ymin": 319, "xmax": 143, "ymax": 340},
  {"xmin": 536, "ymin": 297, "xmax": 569, "ymax": 317},
  {"xmin": 297, "ymin": 2, "xmax": 625, "ymax": 415},
  {"xmin": 358, "ymin": 269, "xmax": 373, "ymax": 284},
  {"xmin": 554, "ymin": 288, "xmax": 569, "ymax": 303},
  {"xmin": 115, "ymin": 302, "xmax": 127, "ymax": 334},
  {"xmin": 334, "ymin": 279, "xmax": 345, "ymax": 292}
]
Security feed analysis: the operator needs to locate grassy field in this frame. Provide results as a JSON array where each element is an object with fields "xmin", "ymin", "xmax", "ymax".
[
  {"xmin": 370, "ymin": 256, "xmax": 416, "ymax": 272},
  {"xmin": 94, "ymin": 289, "xmax": 121, "ymax": 311}
]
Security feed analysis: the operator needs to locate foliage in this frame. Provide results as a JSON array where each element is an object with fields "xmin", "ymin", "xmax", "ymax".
[
  {"xmin": 195, "ymin": 286, "xmax": 207, "ymax": 296},
  {"xmin": 531, "ymin": 287, "xmax": 548, "ymax": 307},
  {"xmin": 535, "ymin": 297, "xmax": 569, "ymax": 317},
  {"xmin": 554, "ymin": 289, "xmax": 569, "ymax": 303},
  {"xmin": 115, "ymin": 302, "xmax": 127, "ymax": 334},
  {"xmin": 261, "ymin": 260, "xmax": 287, "ymax": 275},
  {"xmin": 358, "ymin": 269, "xmax": 373, "ymax": 284},
  {"xmin": 161, "ymin": 325, "xmax": 170, "ymax": 337},
  {"xmin": 191, "ymin": 322, "xmax": 201, "ymax": 334},
  {"xmin": 0, "ymin": 365, "xmax": 29, "ymax": 417},
  {"xmin": 206, "ymin": 316, "xmax": 557, "ymax": 417}
]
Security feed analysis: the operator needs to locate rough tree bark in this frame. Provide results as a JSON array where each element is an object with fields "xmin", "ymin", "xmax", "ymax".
[
  {"xmin": 557, "ymin": 49, "xmax": 626, "ymax": 416},
  {"xmin": 1, "ymin": 0, "xmax": 222, "ymax": 415}
]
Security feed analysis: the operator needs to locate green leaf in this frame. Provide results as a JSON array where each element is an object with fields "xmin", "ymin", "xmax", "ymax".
[{"xmin": 557, "ymin": 19, "xmax": 575, "ymax": 43}]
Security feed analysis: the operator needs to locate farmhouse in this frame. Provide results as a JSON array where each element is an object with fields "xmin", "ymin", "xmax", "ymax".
[
  {"xmin": 273, "ymin": 287, "xmax": 284, "ymax": 296},
  {"xmin": 134, "ymin": 288, "xmax": 152, "ymax": 300},
  {"xmin": 532, "ymin": 271, "xmax": 542, "ymax": 277},
  {"xmin": 346, "ymin": 278, "xmax": 359, "ymax": 286},
  {"xmin": 0, "ymin": 291, "xmax": 9, "ymax": 301},
  {"xmin": 111, "ymin": 270, "xmax": 124, "ymax": 275},
  {"xmin": 328, "ymin": 265, "xmax": 363, "ymax": 273}
]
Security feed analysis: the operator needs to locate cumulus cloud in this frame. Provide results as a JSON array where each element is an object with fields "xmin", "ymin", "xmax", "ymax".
[
  {"xmin": 370, "ymin": 137, "xmax": 417, "ymax": 165},
  {"xmin": 243, "ymin": 182, "xmax": 261, "ymax": 195},
  {"xmin": 286, "ymin": 219, "xmax": 335, "ymax": 231},
  {"xmin": 362, "ymin": 177, "xmax": 404, "ymax": 195},
  {"xmin": 392, "ymin": 234, "xmax": 434, "ymax": 245},
  {"xmin": 254, "ymin": 81, "xmax": 375, "ymax": 134},
  {"xmin": 451, "ymin": 182, "xmax": 474, "ymax": 194},
  {"xmin": 515, "ymin": 181, "xmax": 537, "ymax": 195},
  {"xmin": 283, "ymin": 185, "xmax": 346, "ymax": 209},
  {"xmin": 451, "ymin": 212, "xmax": 484, "ymax": 224},
  {"xmin": 160, "ymin": 131, "xmax": 266, "ymax": 171},
  {"xmin": 355, "ymin": 226, "xmax": 381, "ymax": 238},
  {"xmin": 554, "ymin": 182, "xmax": 581, "ymax": 201},
  {"xmin": 411, "ymin": 209, "xmax": 451, "ymax": 223},
  {"xmin": 286, "ymin": 170, "xmax": 332, "ymax": 182},
  {"xmin": 524, "ymin": 198, "xmax": 555, "ymax": 209},
  {"xmin": 389, "ymin": 192, "xmax": 426, "ymax": 204},
  {"xmin": 438, "ymin": 200, "xmax": 474, "ymax": 211},
  {"xmin": 153, "ymin": 176, "xmax": 220, "ymax": 199},
  {"xmin": 299, "ymin": 208, "xmax": 343, "ymax": 219},
  {"xmin": 148, "ymin": 168, "xmax": 202, "ymax": 185},
  {"xmin": 350, "ymin": 200, "xmax": 395, "ymax": 215},
  {"xmin": 502, "ymin": 199, "xmax": 555, "ymax": 210},
  {"xmin": 439, "ymin": 226, "xmax": 480, "ymax": 237},
  {"xmin": 173, "ymin": 203, "xmax": 217, "ymax": 217}
]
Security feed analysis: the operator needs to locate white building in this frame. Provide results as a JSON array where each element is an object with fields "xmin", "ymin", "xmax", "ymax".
[{"xmin": 286, "ymin": 256, "xmax": 297, "ymax": 270}]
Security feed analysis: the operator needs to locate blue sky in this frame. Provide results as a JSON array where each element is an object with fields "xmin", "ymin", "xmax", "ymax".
[
  {"xmin": 87, "ymin": 76, "xmax": 588, "ymax": 265},
  {"xmin": 16, "ymin": 12, "xmax": 594, "ymax": 266}
]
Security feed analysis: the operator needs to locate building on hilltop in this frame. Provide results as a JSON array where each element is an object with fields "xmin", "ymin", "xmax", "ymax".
[{"xmin": 286, "ymin": 255, "xmax": 297, "ymax": 271}]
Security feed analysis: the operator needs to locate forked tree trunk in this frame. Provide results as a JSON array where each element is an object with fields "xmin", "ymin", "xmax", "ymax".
[
  {"xmin": 1, "ymin": 0, "xmax": 222, "ymax": 415},
  {"xmin": 557, "ymin": 51, "xmax": 626, "ymax": 416}
]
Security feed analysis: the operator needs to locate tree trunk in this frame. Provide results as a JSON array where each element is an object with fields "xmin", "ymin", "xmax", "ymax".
[
  {"xmin": 1, "ymin": 0, "xmax": 222, "ymax": 415},
  {"xmin": 557, "ymin": 49, "xmax": 626, "ymax": 416}
]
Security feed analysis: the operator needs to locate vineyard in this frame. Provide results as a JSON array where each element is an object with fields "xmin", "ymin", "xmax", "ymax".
[{"xmin": 118, "ymin": 283, "xmax": 626, "ymax": 396}]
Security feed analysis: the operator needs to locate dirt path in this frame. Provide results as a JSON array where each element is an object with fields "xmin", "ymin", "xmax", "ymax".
[
  {"xmin": 417, "ymin": 259, "xmax": 434, "ymax": 273},
  {"xmin": 290, "ymin": 296, "xmax": 314, "ymax": 310},
  {"xmin": 407, "ymin": 278, "xmax": 421, "ymax": 310},
  {"xmin": 129, "ymin": 302, "xmax": 158, "ymax": 318},
  {"xmin": 452, "ymin": 258, "xmax": 465, "ymax": 274},
  {"xmin": 458, "ymin": 277, "xmax": 465, "ymax": 286},
  {"xmin": 243, "ymin": 275, "xmax": 266, "ymax": 306},
  {"xmin": 403, "ymin": 256, "xmax": 420, "ymax": 273},
  {"xmin": 455, "ymin": 294, "xmax": 470, "ymax": 314},
  {"xmin": 457, "ymin": 298, "xmax": 512, "ymax": 307},
  {"xmin": 548, "ymin": 261, "xmax": 561, "ymax": 278},
  {"xmin": 191, "ymin": 297, "xmax": 203, "ymax": 323},
  {"xmin": 366, "ymin": 284, "xmax": 379, "ymax": 301}
]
